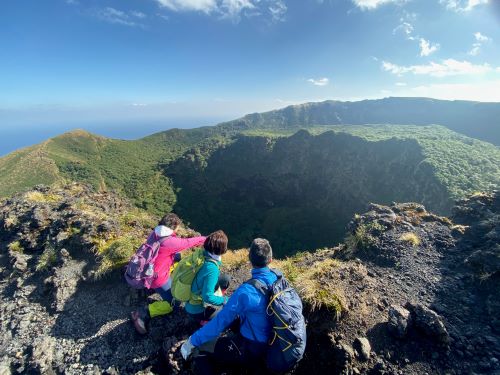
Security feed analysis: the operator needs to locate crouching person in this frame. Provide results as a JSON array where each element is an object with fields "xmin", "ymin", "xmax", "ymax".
[
  {"xmin": 184, "ymin": 230, "xmax": 231, "ymax": 325},
  {"xmin": 130, "ymin": 213, "xmax": 206, "ymax": 334},
  {"xmin": 180, "ymin": 238, "xmax": 277, "ymax": 374}
]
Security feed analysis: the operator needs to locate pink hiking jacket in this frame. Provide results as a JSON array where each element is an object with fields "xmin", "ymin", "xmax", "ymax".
[{"xmin": 150, "ymin": 225, "xmax": 206, "ymax": 289}]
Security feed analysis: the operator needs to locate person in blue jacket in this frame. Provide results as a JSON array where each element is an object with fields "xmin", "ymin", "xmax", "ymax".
[{"xmin": 180, "ymin": 238, "xmax": 277, "ymax": 374}]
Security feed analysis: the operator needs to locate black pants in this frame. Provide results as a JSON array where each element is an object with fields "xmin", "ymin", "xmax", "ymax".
[
  {"xmin": 189, "ymin": 273, "xmax": 231, "ymax": 323},
  {"xmin": 193, "ymin": 333, "xmax": 268, "ymax": 375}
]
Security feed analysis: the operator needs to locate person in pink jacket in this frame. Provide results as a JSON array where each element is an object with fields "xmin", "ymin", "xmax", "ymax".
[{"xmin": 131, "ymin": 213, "xmax": 206, "ymax": 334}]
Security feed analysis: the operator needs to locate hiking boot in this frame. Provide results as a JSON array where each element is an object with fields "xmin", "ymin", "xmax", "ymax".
[{"xmin": 131, "ymin": 306, "xmax": 150, "ymax": 334}]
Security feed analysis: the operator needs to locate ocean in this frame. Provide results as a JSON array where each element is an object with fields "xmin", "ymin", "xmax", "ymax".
[{"xmin": 0, "ymin": 118, "xmax": 223, "ymax": 156}]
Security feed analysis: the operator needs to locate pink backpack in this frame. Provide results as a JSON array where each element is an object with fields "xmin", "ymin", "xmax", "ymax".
[{"xmin": 124, "ymin": 234, "xmax": 168, "ymax": 289}]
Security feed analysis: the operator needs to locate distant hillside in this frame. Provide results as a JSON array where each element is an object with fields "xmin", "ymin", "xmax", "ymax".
[
  {"xmin": 0, "ymin": 129, "xmax": 193, "ymax": 212},
  {"xmin": 0, "ymin": 98, "xmax": 499, "ymax": 253},
  {"xmin": 219, "ymin": 97, "xmax": 500, "ymax": 145}
]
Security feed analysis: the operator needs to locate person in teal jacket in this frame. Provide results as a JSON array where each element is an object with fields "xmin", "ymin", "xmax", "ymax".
[{"xmin": 185, "ymin": 230, "xmax": 231, "ymax": 323}]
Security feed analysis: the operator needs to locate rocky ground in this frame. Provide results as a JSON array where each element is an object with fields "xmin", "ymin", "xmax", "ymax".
[{"xmin": 0, "ymin": 185, "xmax": 498, "ymax": 374}]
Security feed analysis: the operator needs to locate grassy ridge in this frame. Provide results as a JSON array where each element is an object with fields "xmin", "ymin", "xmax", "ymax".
[{"xmin": 0, "ymin": 123, "xmax": 498, "ymax": 222}]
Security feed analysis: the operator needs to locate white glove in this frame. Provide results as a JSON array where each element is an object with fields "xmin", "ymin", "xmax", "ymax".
[{"xmin": 180, "ymin": 337, "xmax": 195, "ymax": 360}]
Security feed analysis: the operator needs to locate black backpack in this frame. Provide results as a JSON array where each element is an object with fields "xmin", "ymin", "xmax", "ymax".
[{"xmin": 245, "ymin": 269, "xmax": 307, "ymax": 373}]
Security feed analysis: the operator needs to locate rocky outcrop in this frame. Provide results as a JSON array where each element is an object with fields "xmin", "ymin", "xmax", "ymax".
[{"xmin": 0, "ymin": 187, "xmax": 498, "ymax": 374}]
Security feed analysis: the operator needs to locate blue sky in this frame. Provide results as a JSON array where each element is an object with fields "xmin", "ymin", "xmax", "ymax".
[{"xmin": 1, "ymin": 0, "xmax": 499, "ymax": 128}]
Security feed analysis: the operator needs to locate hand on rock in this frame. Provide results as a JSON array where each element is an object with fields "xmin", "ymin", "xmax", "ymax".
[{"xmin": 180, "ymin": 337, "xmax": 195, "ymax": 360}]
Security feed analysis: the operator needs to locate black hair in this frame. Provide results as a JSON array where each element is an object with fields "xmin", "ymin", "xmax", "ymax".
[{"xmin": 249, "ymin": 238, "xmax": 272, "ymax": 268}]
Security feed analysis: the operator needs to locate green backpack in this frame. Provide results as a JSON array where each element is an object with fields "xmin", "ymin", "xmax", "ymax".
[{"xmin": 171, "ymin": 248, "xmax": 217, "ymax": 302}]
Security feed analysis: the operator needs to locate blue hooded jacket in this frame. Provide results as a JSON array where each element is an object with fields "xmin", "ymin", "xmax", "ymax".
[{"xmin": 190, "ymin": 267, "xmax": 278, "ymax": 346}]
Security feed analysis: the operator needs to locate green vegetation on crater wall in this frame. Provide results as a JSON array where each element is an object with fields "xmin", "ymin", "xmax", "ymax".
[
  {"xmin": 243, "ymin": 125, "xmax": 500, "ymax": 201},
  {"xmin": 167, "ymin": 130, "xmax": 455, "ymax": 255},
  {"xmin": 0, "ymin": 121, "xmax": 498, "ymax": 256}
]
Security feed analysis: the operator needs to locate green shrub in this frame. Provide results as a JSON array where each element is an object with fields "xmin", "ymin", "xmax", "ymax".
[
  {"xmin": 8, "ymin": 240, "xmax": 24, "ymax": 253},
  {"xmin": 95, "ymin": 236, "xmax": 142, "ymax": 278},
  {"xmin": 36, "ymin": 247, "xmax": 57, "ymax": 271},
  {"xmin": 345, "ymin": 224, "xmax": 376, "ymax": 251}
]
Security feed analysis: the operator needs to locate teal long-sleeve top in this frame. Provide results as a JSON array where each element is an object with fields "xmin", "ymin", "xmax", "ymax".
[{"xmin": 185, "ymin": 252, "xmax": 225, "ymax": 315}]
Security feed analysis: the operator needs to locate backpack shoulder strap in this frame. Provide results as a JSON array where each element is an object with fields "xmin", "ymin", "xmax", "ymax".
[
  {"xmin": 148, "ymin": 234, "xmax": 170, "ymax": 247},
  {"xmin": 245, "ymin": 278, "xmax": 268, "ymax": 296},
  {"xmin": 204, "ymin": 257, "xmax": 220, "ymax": 268},
  {"xmin": 270, "ymin": 268, "xmax": 283, "ymax": 279},
  {"xmin": 242, "ymin": 278, "xmax": 270, "ymax": 342}
]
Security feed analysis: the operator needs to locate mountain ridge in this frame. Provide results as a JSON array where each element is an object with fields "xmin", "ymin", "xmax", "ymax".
[
  {"xmin": 216, "ymin": 97, "xmax": 500, "ymax": 145},
  {"xmin": 0, "ymin": 98, "xmax": 498, "ymax": 252}
]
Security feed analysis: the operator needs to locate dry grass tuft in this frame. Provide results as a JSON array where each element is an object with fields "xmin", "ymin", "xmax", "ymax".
[
  {"xmin": 222, "ymin": 249, "xmax": 249, "ymax": 271},
  {"xmin": 25, "ymin": 191, "xmax": 61, "ymax": 203},
  {"xmin": 470, "ymin": 191, "xmax": 489, "ymax": 198},
  {"xmin": 399, "ymin": 232, "xmax": 421, "ymax": 247},
  {"xmin": 3, "ymin": 215, "xmax": 18, "ymax": 229},
  {"xmin": 295, "ymin": 258, "xmax": 347, "ymax": 318},
  {"xmin": 119, "ymin": 210, "xmax": 156, "ymax": 230},
  {"xmin": 451, "ymin": 224, "xmax": 468, "ymax": 234},
  {"xmin": 274, "ymin": 255, "xmax": 346, "ymax": 318}
]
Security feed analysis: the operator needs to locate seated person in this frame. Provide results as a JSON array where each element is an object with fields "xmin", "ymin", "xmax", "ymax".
[{"xmin": 181, "ymin": 238, "xmax": 277, "ymax": 374}]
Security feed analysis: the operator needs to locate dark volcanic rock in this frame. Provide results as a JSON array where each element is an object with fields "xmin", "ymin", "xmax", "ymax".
[
  {"xmin": 387, "ymin": 305, "xmax": 411, "ymax": 339},
  {"xmin": 407, "ymin": 303, "xmax": 450, "ymax": 345},
  {"xmin": 1, "ymin": 187, "xmax": 499, "ymax": 375}
]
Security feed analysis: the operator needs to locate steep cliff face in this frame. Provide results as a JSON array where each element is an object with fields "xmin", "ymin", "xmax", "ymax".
[{"xmin": 169, "ymin": 130, "xmax": 450, "ymax": 256}]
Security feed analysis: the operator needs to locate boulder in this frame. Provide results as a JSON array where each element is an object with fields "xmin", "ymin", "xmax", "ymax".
[
  {"xmin": 354, "ymin": 337, "xmax": 371, "ymax": 361},
  {"xmin": 30, "ymin": 336, "xmax": 56, "ymax": 374},
  {"xmin": 387, "ymin": 305, "xmax": 411, "ymax": 338},
  {"xmin": 44, "ymin": 259, "xmax": 86, "ymax": 311},
  {"xmin": 408, "ymin": 303, "xmax": 450, "ymax": 345},
  {"xmin": 333, "ymin": 341, "xmax": 355, "ymax": 370},
  {"xmin": 0, "ymin": 358, "xmax": 11, "ymax": 375}
]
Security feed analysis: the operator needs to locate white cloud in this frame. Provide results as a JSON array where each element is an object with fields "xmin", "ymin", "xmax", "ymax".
[
  {"xmin": 468, "ymin": 32, "xmax": 491, "ymax": 56},
  {"xmin": 382, "ymin": 59, "xmax": 495, "ymax": 77},
  {"xmin": 419, "ymin": 38, "xmax": 440, "ymax": 57},
  {"xmin": 475, "ymin": 32, "xmax": 490, "ymax": 42},
  {"xmin": 469, "ymin": 43, "xmax": 481, "ymax": 56},
  {"xmin": 307, "ymin": 78, "xmax": 329, "ymax": 86},
  {"xmin": 404, "ymin": 80, "xmax": 500, "ymax": 102},
  {"xmin": 95, "ymin": 7, "xmax": 145, "ymax": 27},
  {"xmin": 393, "ymin": 22, "xmax": 414, "ymax": 37},
  {"xmin": 154, "ymin": 0, "xmax": 286, "ymax": 22},
  {"xmin": 269, "ymin": 0, "xmax": 287, "ymax": 22},
  {"xmin": 352, "ymin": 0, "xmax": 404, "ymax": 10},
  {"xmin": 394, "ymin": 13, "xmax": 441, "ymax": 57},
  {"xmin": 440, "ymin": 0, "xmax": 489, "ymax": 12},
  {"xmin": 219, "ymin": 0, "xmax": 255, "ymax": 20},
  {"xmin": 155, "ymin": 0, "xmax": 217, "ymax": 13},
  {"xmin": 395, "ymin": 82, "xmax": 407, "ymax": 86},
  {"xmin": 130, "ymin": 11, "xmax": 147, "ymax": 19}
]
